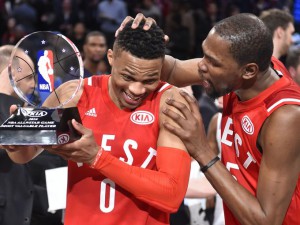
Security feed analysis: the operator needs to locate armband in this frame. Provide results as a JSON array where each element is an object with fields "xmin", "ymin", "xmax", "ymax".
[
  {"xmin": 200, "ymin": 156, "xmax": 220, "ymax": 173},
  {"xmin": 90, "ymin": 147, "xmax": 103, "ymax": 168}
]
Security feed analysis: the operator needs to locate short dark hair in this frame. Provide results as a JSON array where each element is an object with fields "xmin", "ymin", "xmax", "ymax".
[
  {"xmin": 286, "ymin": 46, "xmax": 300, "ymax": 68},
  {"xmin": 214, "ymin": 13, "xmax": 273, "ymax": 71},
  {"xmin": 113, "ymin": 19, "xmax": 166, "ymax": 59},
  {"xmin": 260, "ymin": 9, "xmax": 294, "ymax": 36}
]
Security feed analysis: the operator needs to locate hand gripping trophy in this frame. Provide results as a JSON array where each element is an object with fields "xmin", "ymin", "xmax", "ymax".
[{"xmin": 0, "ymin": 31, "xmax": 84, "ymax": 145}]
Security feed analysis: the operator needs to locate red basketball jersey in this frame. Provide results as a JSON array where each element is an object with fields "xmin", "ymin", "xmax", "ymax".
[
  {"xmin": 221, "ymin": 58, "xmax": 300, "ymax": 225},
  {"xmin": 64, "ymin": 75, "xmax": 172, "ymax": 225}
]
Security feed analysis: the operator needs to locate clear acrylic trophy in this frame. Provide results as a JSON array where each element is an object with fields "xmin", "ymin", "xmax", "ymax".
[{"xmin": 0, "ymin": 31, "xmax": 84, "ymax": 145}]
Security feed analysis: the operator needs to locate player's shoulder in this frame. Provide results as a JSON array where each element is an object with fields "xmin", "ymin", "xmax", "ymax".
[
  {"xmin": 262, "ymin": 104, "xmax": 300, "ymax": 144},
  {"xmin": 159, "ymin": 86, "xmax": 191, "ymax": 112},
  {"xmin": 161, "ymin": 86, "xmax": 190, "ymax": 102}
]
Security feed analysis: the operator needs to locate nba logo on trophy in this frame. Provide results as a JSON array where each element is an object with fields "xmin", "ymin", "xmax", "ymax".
[{"xmin": 37, "ymin": 49, "xmax": 54, "ymax": 92}]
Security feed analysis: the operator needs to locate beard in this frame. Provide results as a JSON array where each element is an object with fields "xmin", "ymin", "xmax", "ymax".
[
  {"xmin": 204, "ymin": 81, "xmax": 221, "ymax": 99},
  {"xmin": 205, "ymin": 82, "xmax": 232, "ymax": 99}
]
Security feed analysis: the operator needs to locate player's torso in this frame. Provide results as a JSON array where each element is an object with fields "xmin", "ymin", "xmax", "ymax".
[
  {"xmin": 64, "ymin": 75, "xmax": 171, "ymax": 225},
  {"xmin": 221, "ymin": 68, "xmax": 300, "ymax": 224}
]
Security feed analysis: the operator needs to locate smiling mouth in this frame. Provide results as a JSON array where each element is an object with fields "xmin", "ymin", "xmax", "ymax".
[{"xmin": 123, "ymin": 91, "xmax": 144, "ymax": 105}]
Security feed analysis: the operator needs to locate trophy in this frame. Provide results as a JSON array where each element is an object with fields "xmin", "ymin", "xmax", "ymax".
[{"xmin": 0, "ymin": 31, "xmax": 84, "ymax": 145}]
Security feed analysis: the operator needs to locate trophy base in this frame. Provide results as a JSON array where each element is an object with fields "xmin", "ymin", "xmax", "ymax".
[
  {"xmin": 0, "ymin": 130, "xmax": 58, "ymax": 145},
  {"xmin": 0, "ymin": 107, "xmax": 82, "ymax": 145}
]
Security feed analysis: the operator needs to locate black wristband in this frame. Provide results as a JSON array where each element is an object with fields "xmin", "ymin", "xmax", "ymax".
[{"xmin": 201, "ymin": 156, "xmax": 220, "ymax": 173}]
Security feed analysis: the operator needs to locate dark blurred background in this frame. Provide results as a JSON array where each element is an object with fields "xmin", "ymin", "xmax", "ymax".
[{"xmin": 0, "ymin": 0, "xmax": 298, "ymax": 60}]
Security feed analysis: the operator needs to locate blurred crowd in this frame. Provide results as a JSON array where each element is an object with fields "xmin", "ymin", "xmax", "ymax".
[{"xmin": 0, "ymin": 0, "xmax": 295, "ymax": 60}]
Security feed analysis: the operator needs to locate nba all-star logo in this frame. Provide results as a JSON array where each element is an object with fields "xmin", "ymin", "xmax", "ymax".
[{"xmin": 37, "ymin": 49, "xmax": 54, "ymax": 92}]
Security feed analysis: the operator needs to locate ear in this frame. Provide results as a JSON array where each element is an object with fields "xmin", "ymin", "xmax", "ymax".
[
  {"xmin": 275, "ymin": 27, "xmax": 284, "ymax": 39},
  {"xmin": 107, "ymin": 49, "xmax": 114, "ymax": 66},
  {"xmin": 241, "ymin": 63, "xmax": 258, "ymax": 80}
]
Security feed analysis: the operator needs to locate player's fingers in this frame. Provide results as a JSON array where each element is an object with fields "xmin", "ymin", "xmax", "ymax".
[
  {"xmin": 164, "ymin": 35, "xmax": 169, "ymax": 43},
  {"xmin": 9, "ymin": 104, "xmax": 18, "ymax": 115},
  {"xmin": 142, "ymin": 16, "xmax": 157, "ymax": 30},
  {"xmin": 178, "ymin": 90, "xmax": 200, "ymax": 115},
  {"xmin": 115, "ymin": 16, "xmax": 134, "ymax": 37},
  {"xmin": 71, "ymin": 119, "xmax": 92, "ymax": 137},
  {"xmin": 132, "ymin": 13, "xmax": 157, "ymax": 30},
  {"xmin": 164, "ymin": 97, "xmax": 195, "ymax": 121},
  {"xmin": 163, "ymin": 120, "xmax": 189, "ymax": 141}
]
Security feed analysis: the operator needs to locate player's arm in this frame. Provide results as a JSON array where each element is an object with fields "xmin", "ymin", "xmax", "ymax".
[
  {"xmin": 43, "ymin": 79, "xmax": 83, "ymax": 108},
  {"xmin": 185, "ymin": 113, "xmax": 220, "ymax": 199},
  {"xmin": 245, "ymin": 105, "xmax": 300, "ymax": 224},
  {"xmin": 116, "ymin": 13, "xmax": 203, "ymax": 87},
  {"xmin": 161, "ymin": 55, "xmax": 202, "ymax": 87},
  {"xmin": 206, "ymin": 113, "xmax": 220, "ymax": 156},
  {"xmin": 164, "ymin": 91, "xmax": 300, "ymax": 225},
  {"xmin": 3, "ymin": 141, "xmax": 43, "ymax": 163},
  {"xmin": 74, "ymin": 87, "xmax": 192, "ymax": 213}
]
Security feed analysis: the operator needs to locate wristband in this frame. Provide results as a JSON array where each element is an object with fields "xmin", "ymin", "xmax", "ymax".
[
  {"xmin": 200, "ymin": 156, "xmax": 220, "ymax": 173},
  {"xmin": 90, "ymin": 147, "xmax": 103, "ymax": 168}
]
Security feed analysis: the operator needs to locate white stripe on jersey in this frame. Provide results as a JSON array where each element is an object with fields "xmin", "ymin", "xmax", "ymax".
[
  {"xmin": 87, "ymin": 77, "xmax": 92, "ymax": 86},
  {"xmin": 158, "ymin": 83, "xmax": 170, "ymax": 92},
  {"xmin": 267, "ymin": 98, "xmax": 300, "ymax": 112},
  {"xmin": 275, "ymin": 69, "xmax": 283, "ymax": 76}
]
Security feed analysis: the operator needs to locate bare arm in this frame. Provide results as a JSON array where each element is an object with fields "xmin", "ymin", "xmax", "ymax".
[
  {"xmin": 206, "ymin": 113, "xmax": 220, "ymax": 156},
  {"xmin": 185, "ymin": 176, "xmax": 216, "ymax": 198},
  {"xmin": 161, "ymin": 55, "xmax": 202, "ymax": 87},
  {"xmin": 163, "ymin": 91, "xmax": 300, "ymax": 225},
  {"xmin": 43, "ymin": 79, "xmax": 83, "ymax": 108},
  {"xmin": 185, "ymin": 114, "xmax": 220, "ymax": 199}
]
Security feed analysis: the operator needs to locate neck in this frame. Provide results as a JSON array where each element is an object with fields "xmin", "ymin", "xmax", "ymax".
[
  {"xmin": 272, "ymin": 38, "xmax": 282, "ymax": 59},
  {"xmin": 235, "ymin": 68, "xmax": 279, "ymax": 101},
  {"xmin": 84, "ymin": 60, "xmax": 101, "ymax": 75},
  {"xmin": 0, "ymin": 74, "xmax": 16, "ymax": 96}
]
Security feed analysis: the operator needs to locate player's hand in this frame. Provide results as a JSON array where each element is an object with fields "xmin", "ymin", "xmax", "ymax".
[
  {"xmin": 44, "ymin": 119, "xmax": 99, "ymax": 165},
  {"xmin": 115, "ymin": 13, "xmax": 169, "ymax": 42},
  {"xmin": 162, "ymin": 90, "xmax": 210, "ymax": 159}
]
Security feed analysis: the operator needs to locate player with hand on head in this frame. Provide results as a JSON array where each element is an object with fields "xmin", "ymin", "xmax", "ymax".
[
  {"xmin": 122, "ymin": 13, "xmax": 300, "ymax": 225},
  {"xmin": 2, "ymin": 19, "xmax": 191, "ymax": 225}
]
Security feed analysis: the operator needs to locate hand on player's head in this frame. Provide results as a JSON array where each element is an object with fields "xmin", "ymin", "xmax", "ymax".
[{"xmin": 115, "ymin": 13, "xmax": 169, "ymax": 43}]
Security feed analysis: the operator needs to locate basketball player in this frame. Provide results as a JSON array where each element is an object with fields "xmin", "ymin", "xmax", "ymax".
[
  {"xmin": 4, "ymin": 20, "xmax": 191, "ymax": 225},
  {"xmin": 118, "ymin": 13, "xmax": 300, "ymax": 225}
]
